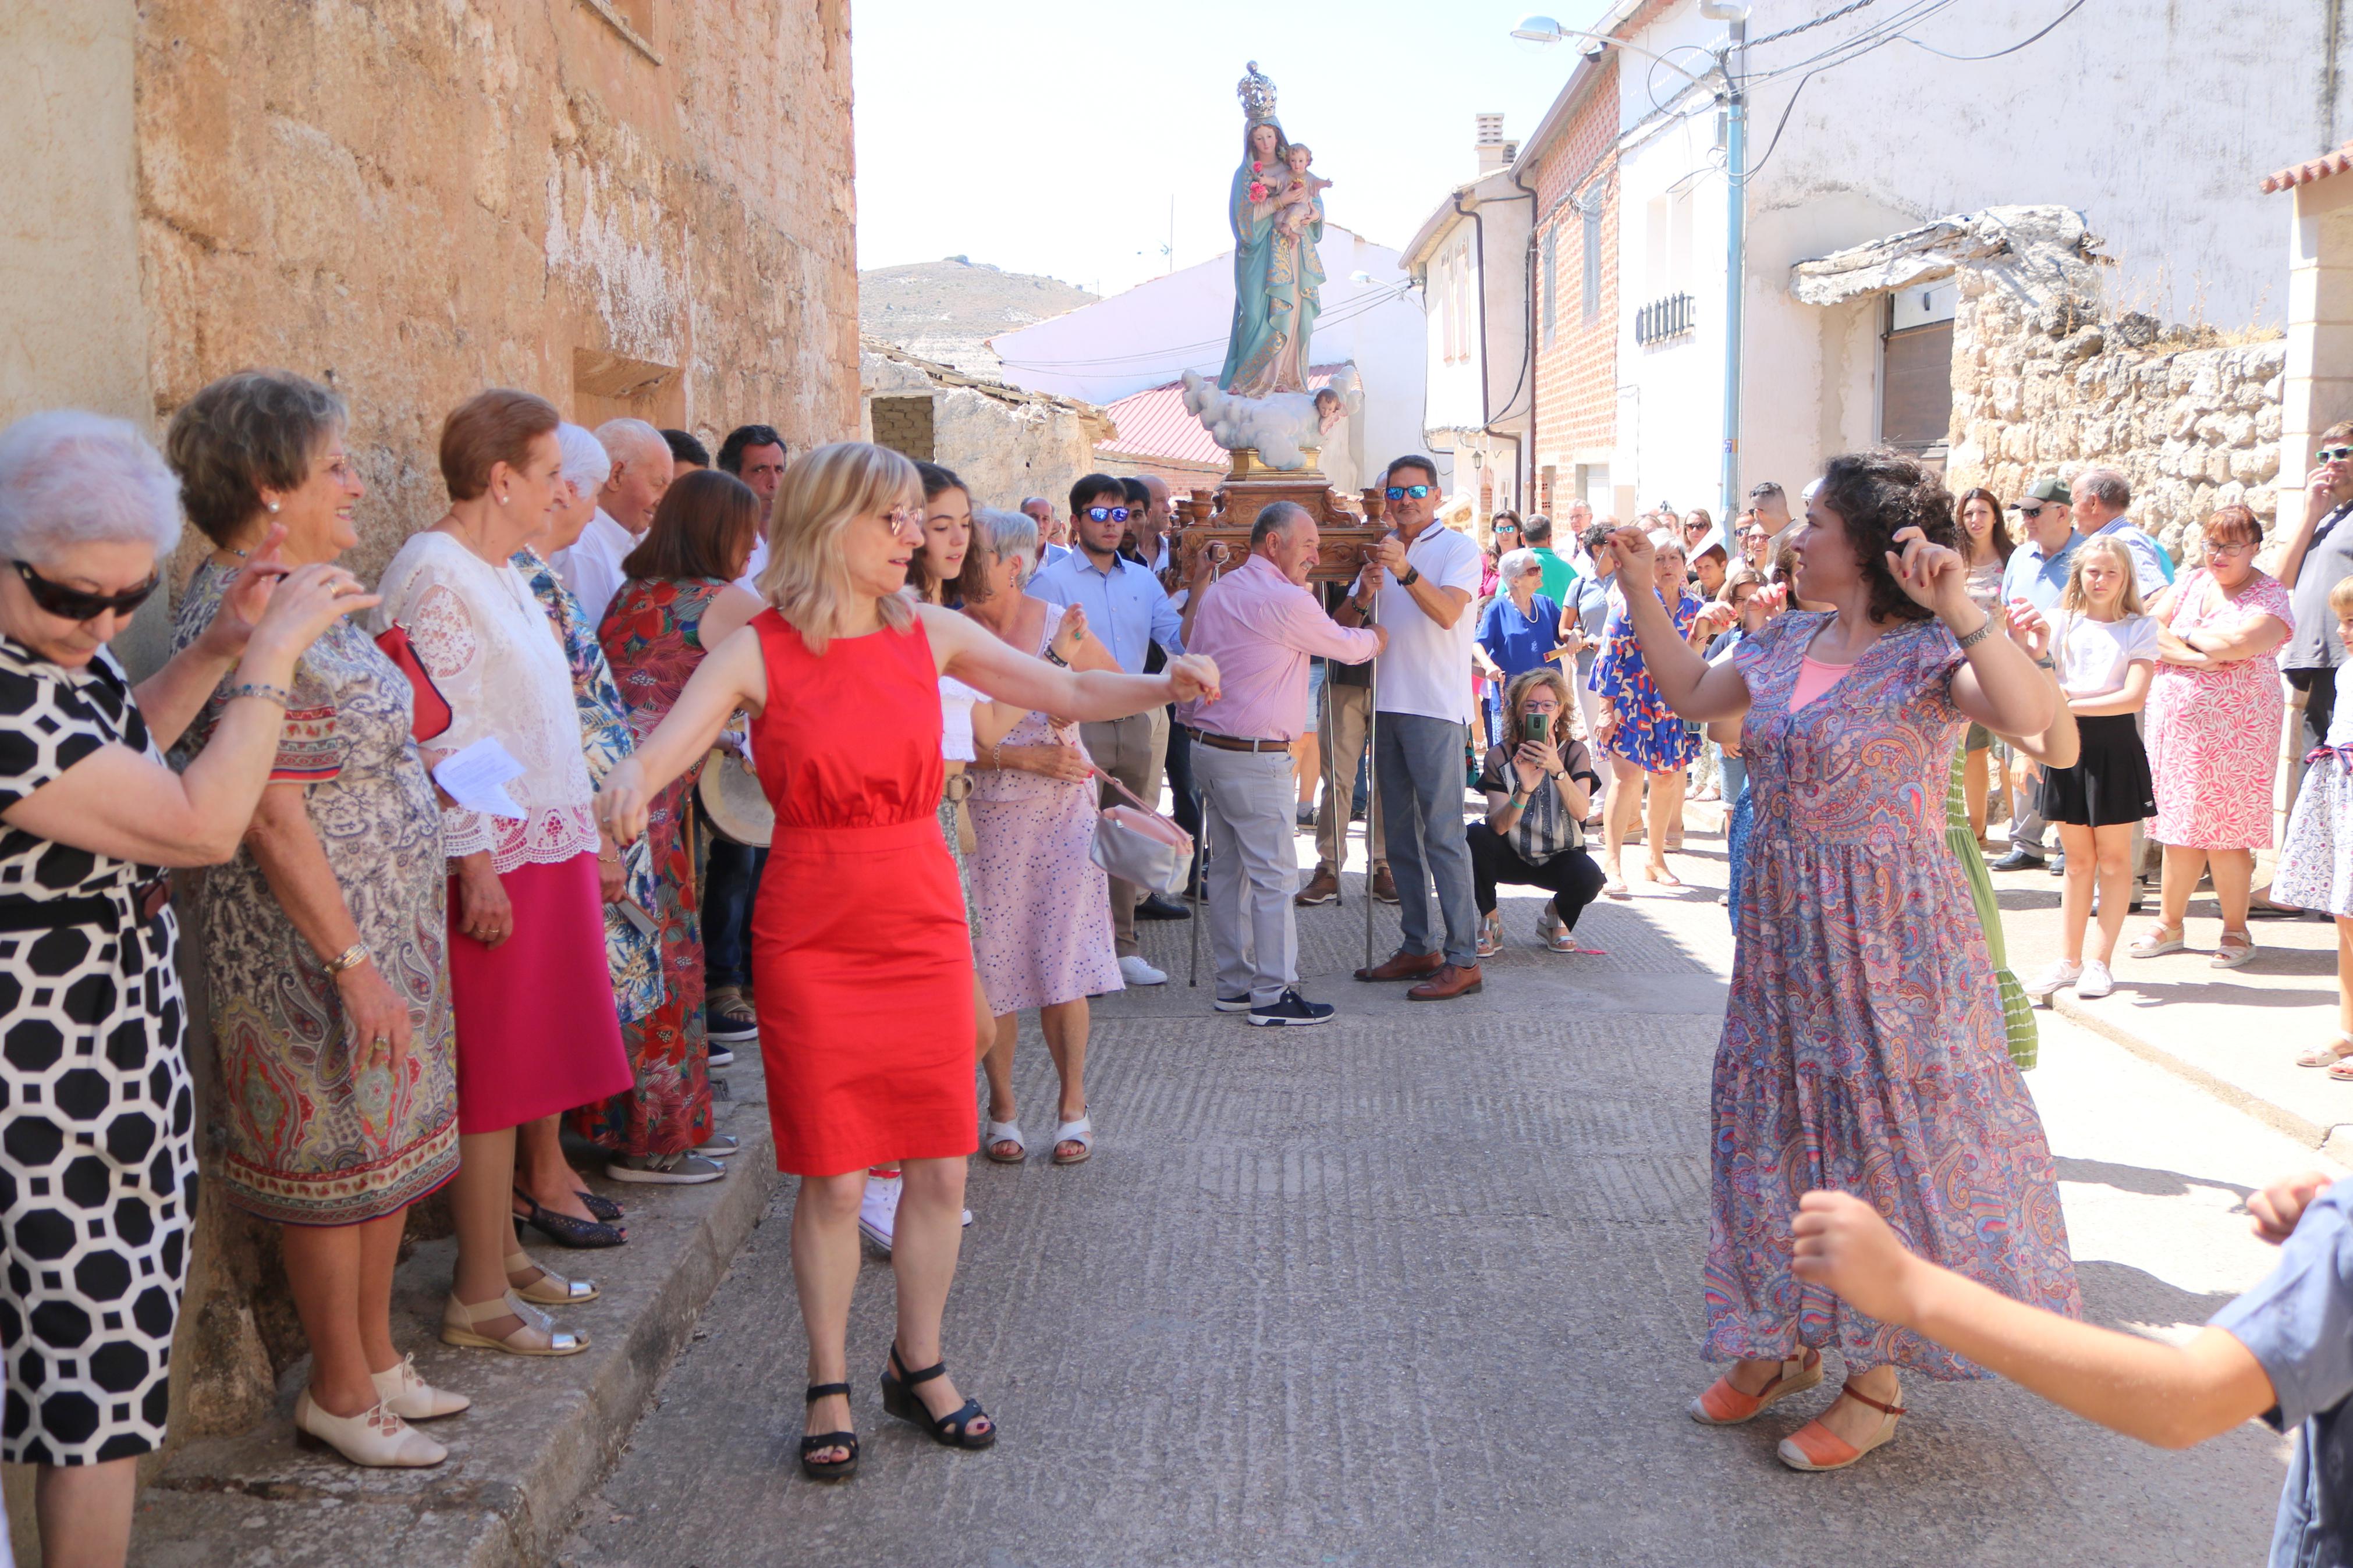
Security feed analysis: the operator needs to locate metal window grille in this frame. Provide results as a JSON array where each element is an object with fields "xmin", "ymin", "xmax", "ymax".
[{"xmin": 1633, "ymin": 292, "xmax": 1696, "ymax": 346}]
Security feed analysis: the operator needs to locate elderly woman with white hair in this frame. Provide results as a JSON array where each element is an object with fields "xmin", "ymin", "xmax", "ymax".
[
  {"xmin": 1589, "ymin": 528, "xmax": 1706, "ymax": 894},
  {"xmin": 502, "ymin": 419, "xmax": 659, "ymax": 1249},
  {"xmin": 0, "ymin": 409, "xmax": 367, "ymax": 1563},
  {"xmin": 595, "ymin": 443, "xmax": 1216, "ymax": 1482},
  {"xmin": 166, "ymin": 371, "xmax": 473, "ymax": 1471},
  {"xmin": 1475, "ymin": 547, "xmax": 1567, "ymax": 746}
]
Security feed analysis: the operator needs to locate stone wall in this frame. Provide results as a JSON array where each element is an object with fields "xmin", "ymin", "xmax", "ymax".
[
  {"xmin": 1949, "ymin": 290, "xmax": 2285, "ymax": 564},
  {"xmin": 861, "ymin": 342, "xmax": 1112, "ymax": 514},
  {"xmin": 1793, "ymin": 205, "xmax": 2287, "ymax": 567}
]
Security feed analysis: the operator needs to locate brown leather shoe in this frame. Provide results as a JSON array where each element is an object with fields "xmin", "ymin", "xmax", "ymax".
[
  {"xmin": 1294, "ymin": 867, "xmax": 1341, "ymax": 906},
  {"xmin": 1354, "ymin": 948, "xmax": 1442, "ymax": 983},
  {"xmin": 1371, "ymin": 866, "xmax": 1399, "ymax": 904},
  {"xmin": 1406, "ymin": 962, "xmax": 1484, "ymax": 1001}
]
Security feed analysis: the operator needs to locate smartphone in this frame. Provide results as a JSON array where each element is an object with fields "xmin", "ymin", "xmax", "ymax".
[{"xmin": 1528, "ymin": 712, "xmax": 1549, "ymax": 741}]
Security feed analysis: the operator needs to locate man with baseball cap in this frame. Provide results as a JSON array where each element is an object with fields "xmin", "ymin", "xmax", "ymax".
[{"xmin": 1988, "ymin": 478, "xmax": 2086, "ymax": 873}]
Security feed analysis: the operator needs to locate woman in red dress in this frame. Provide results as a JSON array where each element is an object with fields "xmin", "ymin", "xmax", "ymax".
[{"xmin": 598, "ymin": 442, "xmax": 1218, "ymax": 1482}]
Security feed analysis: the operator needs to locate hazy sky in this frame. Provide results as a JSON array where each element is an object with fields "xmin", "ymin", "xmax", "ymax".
[{"xmin": 852, "ymin": 1, "xmax": 1617, "ymax": 296}]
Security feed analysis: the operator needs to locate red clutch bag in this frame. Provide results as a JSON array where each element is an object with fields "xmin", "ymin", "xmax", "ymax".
[{"xmin": 374, "ymin": 624, "xmax": 453, "ymax": 742}]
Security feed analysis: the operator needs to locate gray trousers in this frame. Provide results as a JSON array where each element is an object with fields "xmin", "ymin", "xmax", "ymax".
[
  {"xmin": 1081, "ymin": 707, "xmax": 1170, "ymax": 957},
  {"xmin": 2007, "ymin": 760, "xmax": 2049, "ymax": 855},
  {"xmin": 1193, "ymin": 743, "xmax": 1300, "ymax": 1005},
  {"xmin": 1374, "ymin": 710, "xmax": 1479, "ymax": 968}
]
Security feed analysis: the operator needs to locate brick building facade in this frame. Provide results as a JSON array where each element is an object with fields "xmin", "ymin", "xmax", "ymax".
[{"xmin": 1524, "ymin": 55, "xmax": 1620, "ymax": 524}]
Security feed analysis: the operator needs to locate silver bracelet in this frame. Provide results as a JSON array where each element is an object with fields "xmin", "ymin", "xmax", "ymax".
[
  {"xmin": 1955, "ymin": 618, "xmax": 1995, "ymax": 651},
  {"xmin": 224, "ymin": 680, "xmax": 291, "ymax": 708}
]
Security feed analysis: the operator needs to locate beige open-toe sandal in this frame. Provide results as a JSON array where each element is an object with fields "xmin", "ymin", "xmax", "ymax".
[
  {"xmin": 2298, "ymin": 1033, "xmax": 2353, "ymax": 1069},
  {"xmin": 441, "ymin": 1289, "xmax": 588, "ymax": 1356}
]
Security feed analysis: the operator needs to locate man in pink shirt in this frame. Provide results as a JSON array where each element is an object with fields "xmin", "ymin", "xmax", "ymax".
[{"xmin": 1180, "ymin": 502, "xmax": 1384, "ymax": 1025}]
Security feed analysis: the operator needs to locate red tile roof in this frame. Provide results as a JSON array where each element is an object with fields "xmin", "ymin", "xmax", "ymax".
[
  {"xmin": 2262, "ymin": 142, "xmax": 2353, "ymax": 194},
  {"xmin": 1095, "ymin": 365, "xmax": 1351, "ymax": 468}
]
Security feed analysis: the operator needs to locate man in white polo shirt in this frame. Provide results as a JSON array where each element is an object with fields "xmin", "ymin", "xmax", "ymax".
[{"xmin": 1337, "ymin": 456, "xmax": 1486, "ymax": 1001}]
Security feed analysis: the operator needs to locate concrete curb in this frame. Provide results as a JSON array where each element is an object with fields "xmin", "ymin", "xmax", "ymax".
[
  {"xmin": 2045, "ymin": 992, "xmax": 2353, "ymax": 1162},
  {"xmin": 127, "ymin": 1071, "xmax": 778, "ymax": 1568}
]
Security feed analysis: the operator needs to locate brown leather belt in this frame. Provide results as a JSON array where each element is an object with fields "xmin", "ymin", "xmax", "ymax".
[{"xmin": 1184, "ymin": 726, "xmax": 1287, "ymax": 754}]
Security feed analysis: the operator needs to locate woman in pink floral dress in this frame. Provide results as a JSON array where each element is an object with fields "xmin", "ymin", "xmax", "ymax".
[
  {"xmin": 579, "ymin": 471, "xmax": 765, "ymax": 1182},
  {"xmin": 2135, "ymin": 504, "xmax": 2294, "ymax": 969},
  {"xmin": 1605, "ymin": 453, "xmax": 2079, "ymax": 1474}
]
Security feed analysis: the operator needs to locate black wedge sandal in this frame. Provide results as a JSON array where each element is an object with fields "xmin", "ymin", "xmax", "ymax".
[
  {"xmin": 879, "ymin": 1343, "xmax": 996, "ymax": 1450},
  {"xmin": 799, "ymin": 1382, "xmax": 860, "ymax": 1481}
]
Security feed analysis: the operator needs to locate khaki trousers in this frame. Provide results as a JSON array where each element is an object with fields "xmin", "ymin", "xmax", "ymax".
[
  {"xmin": 1081, "ymin": 707, "xmax": 1169, "ymax": 957},
  {"xmin": 1313, "ymin": 681, "xmax": 1386, "ymax": 874}
]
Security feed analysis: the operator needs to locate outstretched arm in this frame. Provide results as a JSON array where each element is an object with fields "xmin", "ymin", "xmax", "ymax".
[
  {"xmin": 920, "ymin": 602, "xmax": 1217, "ymax": 723},
  {"xmin": 1605, "ymin": 529, "xmax": 1751, "ymax": 722},
  {"xmin": 1791, "ymin": 1190, "xmax": 2279, "ymax": 1449},
  {"xmin": 597, "ymin": 628, "xmax": 768, "ymax": 844}
]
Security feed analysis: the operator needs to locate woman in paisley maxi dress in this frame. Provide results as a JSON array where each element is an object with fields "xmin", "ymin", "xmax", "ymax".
[
  {"xmin": 1606, "ymin": 452, "xmax": 2079, "ymax": 1473},
  {"xmin": 166, "ymin": 371, "xmax": 463, "ymax": 1470},
  {"xmin": 585, "ymin": 470, "xmax": 764, "ymax": 1181}
]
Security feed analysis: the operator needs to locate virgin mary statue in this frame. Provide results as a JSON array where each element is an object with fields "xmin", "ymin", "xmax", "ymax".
[{"xmin": 1217, "ymin": 116, "xmax": 1324, "ymax": 397}]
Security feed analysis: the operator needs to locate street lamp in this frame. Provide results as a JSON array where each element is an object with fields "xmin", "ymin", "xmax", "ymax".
[{"xmin": 1513, "ymin": 5, "xmax": 1752, "ymax": 522}]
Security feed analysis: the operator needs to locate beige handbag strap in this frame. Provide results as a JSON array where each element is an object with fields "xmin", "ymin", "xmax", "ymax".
[{"xmin": 1089, "ymin": 764, "xmax": 1174, "ymax": 824}]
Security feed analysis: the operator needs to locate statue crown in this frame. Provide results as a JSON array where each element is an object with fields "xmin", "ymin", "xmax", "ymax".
[{"xmin": 1236, "ymin": 61, "xmax": 1277, "ymax": 123}]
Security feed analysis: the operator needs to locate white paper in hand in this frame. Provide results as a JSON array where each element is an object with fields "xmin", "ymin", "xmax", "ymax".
[{"xmin": 432, "ymin": 737, "xmax": 528, "ymax": 819}]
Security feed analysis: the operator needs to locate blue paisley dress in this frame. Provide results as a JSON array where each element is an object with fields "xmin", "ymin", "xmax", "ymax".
[
  {"xmin": 1590, "ymin": 586, "xmax": 1704, "ymax": 772},
  {"xmin": 1707, "ymin": 611, "xmax": 2079, "ymax": 1378},
  {"xmin": 514, "ymin": 548, "xmax": 663, "ymax": 1023}
]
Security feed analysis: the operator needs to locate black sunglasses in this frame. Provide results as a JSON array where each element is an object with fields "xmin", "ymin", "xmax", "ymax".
[
  {"xmin": 1385, "ymin": 484, "xmax": 1432, "ymax": 500},
  {"xmin": 2322, "ymin": 445, "xmax": 2353, "ymax": 463},
  {"xmin": 12, "ymin": 560, "xmax": 160, "ymax": 622},
  {"xmin": 1084, "ymin": 506, "xmax": 1133, "ymax": 523},
  {"xmin": 2014, "ymin": 502, "xmax": 2057, "ymax": 518}
]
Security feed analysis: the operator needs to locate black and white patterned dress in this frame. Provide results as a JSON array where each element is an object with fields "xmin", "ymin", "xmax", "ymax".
[{"xmin": 0, "ymin": 638, "xmax": 196, "ymax": 1465}]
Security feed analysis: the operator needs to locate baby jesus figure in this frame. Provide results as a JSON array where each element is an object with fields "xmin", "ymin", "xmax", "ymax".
[{"xmin": 1268, "ymin": 143, "xmax": 1332, "ymax": 238}]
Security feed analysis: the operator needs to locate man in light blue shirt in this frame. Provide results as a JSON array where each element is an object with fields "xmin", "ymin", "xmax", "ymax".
[
  {"xmin": 1990, "ymin": 478, "xmax": 2084, "ymax": 871},
  {"xmin": 2072, "ymin": 466, "xmax": 2175, "ymax": 598},
  {"xmin": 1030, "ymin": 472, "xmax": 1187, "ymax": 983}
]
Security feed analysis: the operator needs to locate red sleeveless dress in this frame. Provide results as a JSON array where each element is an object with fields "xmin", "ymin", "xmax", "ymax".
[{"xmin": 748, "ymin": 610, "xmax": 977, "ymax": 1175}]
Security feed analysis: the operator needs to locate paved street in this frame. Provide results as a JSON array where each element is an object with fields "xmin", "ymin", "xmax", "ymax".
[{"xmin": 558, "ymin": 817, "xmax": 2330, "ymax": 1568}]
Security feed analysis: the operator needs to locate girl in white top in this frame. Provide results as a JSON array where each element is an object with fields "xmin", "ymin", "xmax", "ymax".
[{"xmin": 2024, "ymin": 535, "xmax": 2159, "ymax": 1003}]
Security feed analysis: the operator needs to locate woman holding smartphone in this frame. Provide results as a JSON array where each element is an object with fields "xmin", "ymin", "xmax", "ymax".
[{"xmin": 1467, "ymin": 667, "xmax": 1606, "ymax": 955}]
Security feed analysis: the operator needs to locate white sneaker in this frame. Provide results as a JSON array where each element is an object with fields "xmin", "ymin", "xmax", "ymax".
[
  {"xmin": 2075, "ymin": 959, "xmax": 2114, "ymax": 998},
  {"xmin": 2022, "ymin": 959, "xmax": 2082, "ymax": 1000},
  {"xmin": 1119, "ymin": 954, "xmax": 1167, "ymax": 987},
  {"xmin": 857, "ymin": 1175, "xmax": 902, "ymax": 1251}
]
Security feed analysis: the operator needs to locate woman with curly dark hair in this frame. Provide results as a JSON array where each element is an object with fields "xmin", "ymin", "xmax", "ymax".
[{"xmin": 1606, "ymin": 450, "xmax": 2080, "ymax": 1473}]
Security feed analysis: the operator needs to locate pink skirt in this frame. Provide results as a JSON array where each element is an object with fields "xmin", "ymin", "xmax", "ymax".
[{"xmin": 447, "ymin": 852, "xmax": 633, "ymax": 1135}]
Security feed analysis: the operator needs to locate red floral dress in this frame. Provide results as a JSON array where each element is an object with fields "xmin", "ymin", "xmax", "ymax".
[{"xmin": 569, "ymin": 577, "xmax": 728, "ymax": 1157}]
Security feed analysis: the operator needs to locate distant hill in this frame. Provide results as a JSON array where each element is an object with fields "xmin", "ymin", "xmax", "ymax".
[{"xmin": 858, "ymin": 257, "xmax": 1097, "ymax": 379}]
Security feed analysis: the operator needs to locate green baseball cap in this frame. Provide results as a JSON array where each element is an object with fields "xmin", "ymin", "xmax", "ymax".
[{"xmin": 2015, "ymin": 477, "xmax": 2072, "ymax": 506}]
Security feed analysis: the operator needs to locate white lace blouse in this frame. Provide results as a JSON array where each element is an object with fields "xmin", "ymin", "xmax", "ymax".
[
  {"xmin": 939, "ymin": 674, "xmax": 982, "ymax": 763},
  {"xmin": 373, "ymin": 531, "xmax": 599, "ymax": 872}
]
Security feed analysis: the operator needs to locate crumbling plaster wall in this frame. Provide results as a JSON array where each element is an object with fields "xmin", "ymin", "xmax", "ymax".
[
  {"xmin": 860, "ymin": 348, "xmax": 1109, "ymax": 515},
  {"xmin": 138, "ymin": 0, "xmax": 858, "ymax": 584},
  {"xmin": 1794, "ymin": 206, "xmax": 2284, "ymax": 564}
]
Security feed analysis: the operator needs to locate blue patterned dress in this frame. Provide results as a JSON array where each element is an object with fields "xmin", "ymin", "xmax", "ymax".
[
  {"xmin": 1590, "ymin": 586, "xmax": 1704, "ymax": 771},
  {"xmin": 513, "ymin": 548, "xmax": 663, "ymax": 1023},
  {"xmin": 1707, "ymin": 611, "xmax": 2079, "ymax": 1378}
]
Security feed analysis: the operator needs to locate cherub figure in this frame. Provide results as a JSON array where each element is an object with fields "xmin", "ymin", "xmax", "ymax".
[{"xmin": 1270, "ymin": 142, "xmax": 1332, "ymax": 237}]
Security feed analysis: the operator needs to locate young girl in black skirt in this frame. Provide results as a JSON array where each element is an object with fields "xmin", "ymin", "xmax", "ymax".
[{"xmin": 2025, "ymin": 535, "xmax": 2159, "ymax": 1002}]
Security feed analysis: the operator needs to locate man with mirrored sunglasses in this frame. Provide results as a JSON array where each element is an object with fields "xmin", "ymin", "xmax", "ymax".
[
  {"xmin": 1030, "ymin": 472, "xmax": 1188, "ymax": 984},
  {"xmin": 1337, "ymin": 456, "xmax": 1485, "ymax": 1001},
  {"xmin": 1989, "ymin": 477, "xmax": 2084, "ymax": 872}
]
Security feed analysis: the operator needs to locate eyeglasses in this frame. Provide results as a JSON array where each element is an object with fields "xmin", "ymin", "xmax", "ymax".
[
  {"xmin": 2322, "ymin": 446, "xmax": 2353, "ymax": 463},
  {"xmin": 10, "ymin": 560, "xmax": 160, "ymax": 623},
  {"xmin": 2015, "ymin": 503, "xmax": 2055, "ymax": 518},
  {"xmin": 2206, "ymin": 537, "xmax": 2258, "ymax": 557},
  {"xmin": 1084, "ymin": 506, "xmax": 1133, "ymax": 523},
  {"xmin": 1385, "ymin": 485, "xmax": 1432, "ymax": 501}
]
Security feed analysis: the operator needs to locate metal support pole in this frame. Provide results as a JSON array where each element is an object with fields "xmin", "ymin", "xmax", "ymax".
[
  {"xmin": 1362, "ymin": 616, "xmax": 1380, "ymax": 970},
  {"xmin": 1187, "ymin": 771, "xmax": 1205, "ymax": 987},
  {"xmin": 1718, "ymin": 17, "xmax": 1749, "ymax": 522}
]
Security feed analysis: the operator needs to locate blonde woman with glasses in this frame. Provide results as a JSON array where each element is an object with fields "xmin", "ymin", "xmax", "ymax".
[{"xmin": 597, "ymin": 443, "xmax": 1219, "ymax": 1483}]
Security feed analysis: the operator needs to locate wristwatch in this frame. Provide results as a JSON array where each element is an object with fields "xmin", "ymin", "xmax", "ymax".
[{"xmin": 1399, "ymin": 566, "xmax": 1422, "ymax": 588}]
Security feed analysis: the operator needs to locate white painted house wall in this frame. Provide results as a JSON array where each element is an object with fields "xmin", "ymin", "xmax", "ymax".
[
  {"xmin": 1605, "ymin": 0, "xmax": 2353, "ymax": 515},
  {"xmin": 987, "ymin": 224, "xmax": 1431, "ymax": 481}
]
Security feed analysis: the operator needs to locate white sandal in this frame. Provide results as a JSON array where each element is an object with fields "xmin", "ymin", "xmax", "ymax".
[
  {"xmin": 2128, "ymin": 925, "xmax": 2185, "ymax": 958},
  {"xmin": 2212, "ymin": 929, "xmax": 2258, "ymax": 969},
  {"xmin": 984, "ymin": 1119, "xmax": 1026, "ymax": 1164},
  {"xmin": 1051, "ymin": 1116, "xmax": 1093, "ymax": 1167}
]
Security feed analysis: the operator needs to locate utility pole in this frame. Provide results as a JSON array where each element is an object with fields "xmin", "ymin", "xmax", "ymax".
[{"xmin": 1717, "ymin": 12, "xmax": 1748, "ymax": 523}]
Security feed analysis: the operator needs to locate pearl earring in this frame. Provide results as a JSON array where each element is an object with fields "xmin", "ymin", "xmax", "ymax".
[
  {"xmin": 496, "ymin": 493, "xmax": 508, "ymax": 506},
  {"xmin": 267, "ymin": 502, "xmax": 280, "ymax": 514}
]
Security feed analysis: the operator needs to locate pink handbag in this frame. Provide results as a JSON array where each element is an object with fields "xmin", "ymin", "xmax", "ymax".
[{"xmin": 1086, "ymin": 766, "xmax": 1194, "ymax": 895}]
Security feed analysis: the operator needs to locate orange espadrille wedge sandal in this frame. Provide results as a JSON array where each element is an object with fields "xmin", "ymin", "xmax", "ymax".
[{"xmin": 1687, "ymin": 1347, "xmax": 1824, "ymax": 1425}]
